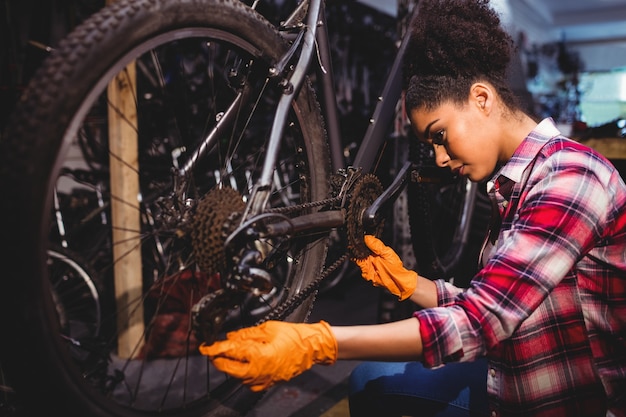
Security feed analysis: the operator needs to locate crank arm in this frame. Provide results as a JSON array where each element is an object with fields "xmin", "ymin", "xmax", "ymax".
[{"xmin": 362, "ymin": 160, "xmax": 416, "ymax": 231}]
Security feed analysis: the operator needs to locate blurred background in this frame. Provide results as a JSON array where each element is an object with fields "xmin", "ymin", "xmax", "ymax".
[{"xmin": 3, "ymin": 0, "xmax": 626, "ymax": 136}]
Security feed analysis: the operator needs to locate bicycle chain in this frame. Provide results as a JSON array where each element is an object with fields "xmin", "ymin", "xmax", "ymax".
[
  {"xmin": 255, "ymin": 253, "xmax": 349, "ymax": 325},
  {"xmin": 256, "ymin": 174, "xmax": 384, "ymax": 324},
  {"xmin": 264, "ymin": 195, "xmax": 342, "ymax": 214},
  {"xmin": 252, "ymin": 195, "xmax": 348, "ymax": 324},
  {"xmin": 192, "ymin": 171, "xmax": 383, "ymax": 336}
]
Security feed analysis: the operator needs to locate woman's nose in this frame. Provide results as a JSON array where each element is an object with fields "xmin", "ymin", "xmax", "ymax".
[{"xmin": 433, "ymin": 144, "xmax": 450, "ymax": 167}]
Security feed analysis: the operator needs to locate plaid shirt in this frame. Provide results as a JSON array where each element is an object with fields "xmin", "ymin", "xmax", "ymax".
[{"xmin": 415, "ymin": 118, "xmax": 626, "ymax": 417}]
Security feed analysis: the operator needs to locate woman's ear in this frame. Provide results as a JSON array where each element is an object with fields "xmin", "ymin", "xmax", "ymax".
[{"xmin": 470, "ymin": 83, "xmax": 492, "ymax": 113}]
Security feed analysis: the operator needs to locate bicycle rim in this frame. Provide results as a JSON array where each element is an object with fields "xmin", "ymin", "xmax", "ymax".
[{"xmin": 0, "ymin": 0, "xmax": 329, "ymax": 416}]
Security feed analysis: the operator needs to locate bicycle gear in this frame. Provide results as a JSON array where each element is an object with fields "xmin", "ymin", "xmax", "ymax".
[
  {"xmin": 192, "ymin": 289, "xmax": 245, "ymax": 344},
  {"xmin": 346, "ymin": 173, "xmax": 384, "ymax": 259},
  {"xmin": 191, "ymin": 187, "xmax": 245, "ymax": 275}
]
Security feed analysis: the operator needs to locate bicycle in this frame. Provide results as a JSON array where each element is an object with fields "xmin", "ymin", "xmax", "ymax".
[{"xmin": 0, "ymin": 0, "xmax": 488, "ymax": 416}]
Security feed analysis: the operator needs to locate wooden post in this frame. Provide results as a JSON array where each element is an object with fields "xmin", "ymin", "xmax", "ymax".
[{"xmin": 108, "ymin": 59, "xmax": 144, "ymax": 359}]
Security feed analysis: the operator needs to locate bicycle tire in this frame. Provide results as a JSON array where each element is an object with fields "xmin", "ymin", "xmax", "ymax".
[
  {"xmin": 407, "ymin": 138, "xmax": 491, "ymax": 288},
  {"xmin": 0, "ymin": 0, "xmax": 330, "ymax": 416}
]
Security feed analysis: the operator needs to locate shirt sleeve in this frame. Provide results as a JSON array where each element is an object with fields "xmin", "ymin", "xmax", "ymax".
[
  {"xmin": 435, "ymin": 279, "xmax": 465, "ymax": 306},
  {"xmin": 415, "ymin": 146, "xmax": 613, "ymax": 367}
]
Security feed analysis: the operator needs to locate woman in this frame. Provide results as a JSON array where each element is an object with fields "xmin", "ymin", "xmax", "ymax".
[{"xmin": 200, "ymin": 0, "xmax": 626, "ymax": 416}]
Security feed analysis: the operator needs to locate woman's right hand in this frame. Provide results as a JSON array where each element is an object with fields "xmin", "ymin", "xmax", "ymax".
[{"xmin": 354, "ymin": 235, "xmax": 418, "ymax": 301}]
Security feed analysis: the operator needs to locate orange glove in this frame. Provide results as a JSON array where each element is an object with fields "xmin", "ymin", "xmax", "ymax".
[
  {"xmin": 354, "ymin": 235, "xmax": 417, "ymax": 301},
  {"xmin": 198, "ymin": 320, "xmax": 337, "ymax": 392}
]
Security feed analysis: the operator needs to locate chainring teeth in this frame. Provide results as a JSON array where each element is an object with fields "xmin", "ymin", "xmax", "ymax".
[{"xmin": 346, "ymin": 173, "xmax": 384, "ymax": 260}]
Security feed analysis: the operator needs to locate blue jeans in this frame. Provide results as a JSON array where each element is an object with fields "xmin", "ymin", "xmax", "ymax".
[{"xmin": 348, "ymin": 358, "xmax": 489, "ymax": 417}]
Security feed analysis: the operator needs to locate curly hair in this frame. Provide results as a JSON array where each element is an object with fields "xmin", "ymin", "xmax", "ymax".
[{"xmin": 404, "ymin": 0, "xmax": 518, "ymax": 111}]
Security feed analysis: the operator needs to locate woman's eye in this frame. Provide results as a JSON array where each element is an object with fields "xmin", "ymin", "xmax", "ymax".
[{"xmin": 432, "ymin": 130, "xmax": 445, "ymax": 146}]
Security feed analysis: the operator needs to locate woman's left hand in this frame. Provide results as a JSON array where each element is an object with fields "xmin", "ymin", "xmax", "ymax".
[{"xmin": 199, "ymin": 320, "xmax": 337, "ymax": 392}]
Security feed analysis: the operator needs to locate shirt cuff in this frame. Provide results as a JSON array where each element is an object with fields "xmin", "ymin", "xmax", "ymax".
[{"xmin": 414, "ymin": 307, "xmax": 465, "ymax": 367}]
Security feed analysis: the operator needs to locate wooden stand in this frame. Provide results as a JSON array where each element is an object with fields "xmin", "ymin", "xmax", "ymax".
[{"xmin": 107, "ymin": 62, "xmax": 144, "ymax": 359}]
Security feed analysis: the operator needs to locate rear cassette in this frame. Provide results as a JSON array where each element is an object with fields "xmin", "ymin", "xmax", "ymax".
[{"xmin": 191, "ymin": 187, "xmax": 245, "ymax": 275}]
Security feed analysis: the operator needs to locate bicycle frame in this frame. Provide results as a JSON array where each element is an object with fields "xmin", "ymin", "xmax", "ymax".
[
  {"xmin": 314, "ymin": 3, "xmax": 411, "ymax": 174},
  {"xmin": 261, "ymin": 0, "xmax": 476, "ymax": 271},
  {"xmin": 275, "ymin": 0, "xmax": 412, "ymax": 174},
  {"xmin": 241, "ymin": 0, "xmax": 418, "ymax": 227}
]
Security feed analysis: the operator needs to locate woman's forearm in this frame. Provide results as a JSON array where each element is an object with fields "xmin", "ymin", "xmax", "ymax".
[
  {"xmin": 331, "ymin": 317, "xmax": 423, "ymax": 361},
  {"xmin": 408, "ymin": 274, "xmax": 438, "ymax": 308}
]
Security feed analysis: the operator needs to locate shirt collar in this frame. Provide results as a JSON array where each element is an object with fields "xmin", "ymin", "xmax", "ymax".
[{"xmin": 490, "ymin": 118, "xmax": 562, "ymax": 186}]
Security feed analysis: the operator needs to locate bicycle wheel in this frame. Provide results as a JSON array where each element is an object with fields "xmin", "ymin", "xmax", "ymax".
[
  {"xmin": 408, "ymin": 138, "xmax": 491, "ymax": 288},
  {"xmin": 0, "ymin": 0, "xmax": 330, "ymax": 416},
  {"xmin": 47, "ymin": 245, "xmax": 102, "ymax": 341}
]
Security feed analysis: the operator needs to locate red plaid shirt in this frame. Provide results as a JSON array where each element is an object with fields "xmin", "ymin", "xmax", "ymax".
[{"xmin": 415, "ymin": 118, "xmax": 626, "ymax": 417}]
